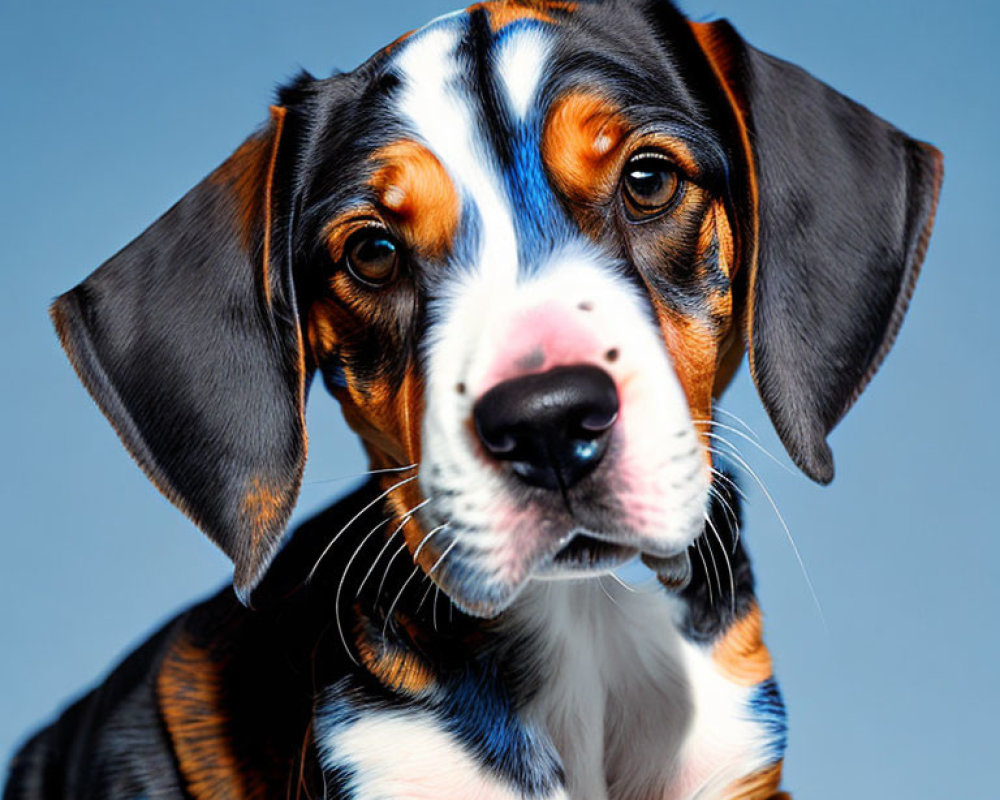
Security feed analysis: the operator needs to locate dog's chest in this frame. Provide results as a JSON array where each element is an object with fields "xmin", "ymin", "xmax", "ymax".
[
  {"xmin": 317, "ymin": 580, "xmax": 775, "ymax": 800},
  {"xmin": 511, "ymin": 581, "xmax": 773, "ymax": 800}
]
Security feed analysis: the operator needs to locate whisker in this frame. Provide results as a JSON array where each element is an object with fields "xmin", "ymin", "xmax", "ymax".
[
  {"xmin": 376, "ymin": 518, "xmax": 450, "ymax": 608},
  {"xmin": 354, "ymin": 497, "xmax": 431, "ymax": 599},
  {"xmin": 433, "ymin": 586, "xmax": 442, "ymax": 633},
  {"xmin": 333, "ymin": 515, "xmax": 393, "ymax": 665},
  {"xmin": 694, "ymin": 538, "xmax": 714, "ymax": 607},
  {"xmin": 705, "ymin": 511, "xmax": 736, "ymax": 616},
  {"xmin": 320, "ymin": 766, "xmax": 330, "ymax": 800},
  {"xmin": 711, "ymin": 465, "xmax": 751, "ymax": 551},
  {"xmin": 597, "ymin": 575, "xmax": 623, "ymax": 609},
  {"xmin": 703, "ymin": 529, "xmax": 723, "ymax": 607},
  {"xmin": 707, "ymin": 445, "xmax": 827, "ymax": 628},
  {"xmin": 711, "ymin": 467, "xmax": 751, "ymax": 504},
  {"xmin": 428, "ymin": 536, "xmax": 460, "ymax": 576},
  {"xmin": 424, "ymin": 530, "xmax": 466, "ymax": 635},
  {"xmin": 696, "ymin": 425, "xmax": 796, "ymax": 476},
  {"xmin": 606, "ymin": 571, "xmax": 638, "ymax": 594},
  {"xmin": 381, "ymin": 563, "xmax": 422, "ymax": 649},
  {"xmin": 306, "ymin": 473, "xmax": 419, "ymax": 583},
  {"xmin": 707, "ymin": 484, "xmax": 741, "ymax": 553},
  {"xmin": 375, "ymin": 539, "xmax": 410, "ymax": 608},
  {"xmin": 416, "ymin": 576, "xmax": 435, "ymax": 614},
  {"xmin": 713, "ymin": 407, "xmax": 761, "ymax": 440},
  {"xmin": 414, "ymin": 523, "xmax": 450, "ymax": 561},
  {"xmin": 304, "ymin": 462, "xmax": 419, "ymax": 486},
  {"xmin": 707, "ymin": 483, "xmax": 738, "ymax": 531},
  {"xmin": 380, "ymin": 520, "xmax": 452, "ymax": 643}
]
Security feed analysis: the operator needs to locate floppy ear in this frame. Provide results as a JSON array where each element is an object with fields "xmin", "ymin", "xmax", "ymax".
[
  {"xmin": 51, "ymin": 106, "xmax": 308, "ymax": 602},
  {"xmin": 689, "ymin": 20, "xmax": 943, "ymax": 483}
]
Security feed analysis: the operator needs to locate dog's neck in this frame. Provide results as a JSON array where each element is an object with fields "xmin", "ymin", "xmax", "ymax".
[
  {"xmin": 501, "ymin": 578, "xmax": 773, "ymax": 800},
  {"xmin": 504, "ymin": 579, "xmax": 691, "ymax": 800},
  {"xmin": 294, "ymin": 478, "xmax": 784, "ymax": 800}
]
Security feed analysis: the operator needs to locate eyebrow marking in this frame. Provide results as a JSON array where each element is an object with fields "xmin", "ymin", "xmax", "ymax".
[
  {"xmin": 541, "ymin": 91, "xmax": 630, "ymax": 237},
  {"xmin": 370, "ymin": 140, "xmax": 460, "ymax": 259},
  {"xmin": 543, "ymin": 91, "xmax": 629, "ymax": 204}
]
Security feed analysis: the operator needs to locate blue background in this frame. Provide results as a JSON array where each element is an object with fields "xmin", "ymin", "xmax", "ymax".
[{"xmin": 1, "ymin": 1, "xmax": 996, "ymax": 796}]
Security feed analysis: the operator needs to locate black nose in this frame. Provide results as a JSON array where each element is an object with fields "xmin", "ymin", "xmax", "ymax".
[{"xmin": 473, "ymin": 364, "xmax": 619, "ymax": 491}]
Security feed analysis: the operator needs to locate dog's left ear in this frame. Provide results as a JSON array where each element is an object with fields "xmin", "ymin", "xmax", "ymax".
[
  {"xmin": 688, "ymin": 19, "xmax": 943, "ymax": 483},
  {"xmin": 51, "ymin": 106, "xmax": 308, "ymax": 602}
]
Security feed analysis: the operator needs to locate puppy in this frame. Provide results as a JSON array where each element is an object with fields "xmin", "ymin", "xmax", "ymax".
[{"xmin": 4, "ymin": 1, "xmax": 941, "ymax": 799}]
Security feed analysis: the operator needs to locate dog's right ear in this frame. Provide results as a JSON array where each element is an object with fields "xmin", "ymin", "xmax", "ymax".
[
  {"xmin": 51, "ymin": 106, "xmax": 309, "ymax": 603},
  {"xmin": 687, "ymin": 18, "xmax": 942, "ymax": 484}
]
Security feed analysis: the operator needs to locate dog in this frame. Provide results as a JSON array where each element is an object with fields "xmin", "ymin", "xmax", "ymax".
[{"xmin": 3, "ymin": 1, "xmax": 941, "ymax": 798}]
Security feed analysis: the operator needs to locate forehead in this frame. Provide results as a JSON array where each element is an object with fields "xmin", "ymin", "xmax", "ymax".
[
  {"xmin": 303, "ymin": 1, "xmax": 722, "ymax": 262},
  {"xmin": 378, "ymin": 1, "xmax": 705, "ymax": 142}
]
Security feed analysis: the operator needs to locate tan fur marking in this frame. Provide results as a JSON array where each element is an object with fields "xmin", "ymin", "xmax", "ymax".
[
  {"xmin": 724, "ymin": 762, "xmax": 787, "ymax": 800},
  {"xmin": 323, "ymin": 213, "xmax": 379, "ymax": 264},
  {"xmin": 241, "ymin": 477, "xmax": 286, "ymax": 552},
  {"xmin": 656, "ymin": 311, "xmax": 718, "ymax": 443},
  {"xmin": 543, "ymin": 91, "xmax": 629, "ymax": 207},
  {"xmin": 306, "ymin": 298, "xmax": 343, "ymax": 361},
  {"xmin": 700, "ymin": 199, "xmax": 736, "ymax": 279},
  {"xmin": 467, "ymin": 0, "xmax": 577, "ymax": 31},
  {"xmin": 688, "ymin": 21, "xmax": 760, "ymax": 390},
  {"xmin": 713, "ymin": 604, "xmax": 774, "ymax": 686},
  {"xmin": 355, "ymin": 617, "xmax": 436, "ymax": 696},
  {"xmin": 207, "ymin": 107, "xmax": 286, "ymax": 307},
  {"xmin": 207, "ymin": 129, "xmax": 271, "ymax": 251},
  {"xmin": 158, "ymin": 635, "xmax": 266, "ymax": 800},
  {"xmin": 381, "ymin": 27, "xmax": 416, "ymax": 56},
  {"xmin": 370, "ymin": 140, "xmax": 459, "ymax": 260},
  {"xmin": 260, "ymin": 106, "xmax": 286, "ymax": 307},
  {"xmin": 713, "ymin": 321, "xmax": 745, "ymax": 398},
  {"xmin": 544, "ymin": 94, "xmax": 712, "ymax": 239}
]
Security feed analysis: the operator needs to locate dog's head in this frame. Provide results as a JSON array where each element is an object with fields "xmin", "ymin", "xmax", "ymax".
[{"xmin": 52, "ymin": 0, "xmax": 941, "ymax": 615}]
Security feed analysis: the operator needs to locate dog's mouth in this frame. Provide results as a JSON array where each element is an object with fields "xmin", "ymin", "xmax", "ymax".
[
  {"xmin": 537, "ymin": 529, "xmax": 693, "ymax": 589},
  {"xmin": 414, "ymin": 478, "xmax": 707, "ymax": 616},
  {"xmin": 542, "ymin": 531, "xmax": 639, "ymax": 575}
]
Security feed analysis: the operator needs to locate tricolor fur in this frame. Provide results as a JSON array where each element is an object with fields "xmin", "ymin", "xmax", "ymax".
[{"xmin": 4, "ymin": 2, "xmax": 941, "ymax": 800}]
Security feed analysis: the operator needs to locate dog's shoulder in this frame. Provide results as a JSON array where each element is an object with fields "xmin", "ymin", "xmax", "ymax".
[
  {"xmin": 5, "ymin": 583, "xmax": 325, "ymax": 800},
  {"xmin": 5, "ymin": 610, "xmax": 186, "ymax": 800}
]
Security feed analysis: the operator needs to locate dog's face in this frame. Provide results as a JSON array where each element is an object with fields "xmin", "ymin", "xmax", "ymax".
[
  {"xmin": 52, "ymin": 0, "xmax": 941, "ymax": 613},
  {"xmin": 305, "ymin": 6, "xmax": 739, "ymax": 613}
]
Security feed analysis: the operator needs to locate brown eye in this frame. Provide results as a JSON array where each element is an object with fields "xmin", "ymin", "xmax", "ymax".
[
  {"xmin": 622, "ymin": 152, "xmax": 680, "ymax": 219},
  {"xmin": 344, "ymin": 229, "xmax": 401, "ymax": 286}
]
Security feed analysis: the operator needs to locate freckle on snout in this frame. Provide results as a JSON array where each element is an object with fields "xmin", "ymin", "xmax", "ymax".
[
  {"xmin": 516, "ymin": 348, "xmax": 546, "ymax": 371},
  {"xmin": 605, "ymin": 348, "xmax": 619, "ymax": 363},
  {"xmin": 578, "ymin": 301, "xmax": 594, "ymax": 311}
]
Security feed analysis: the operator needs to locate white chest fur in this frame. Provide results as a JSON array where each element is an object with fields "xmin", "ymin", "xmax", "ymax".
[
  {"xmin": 507, "ymin": 580, "xmax": 776, "ymax": 800},
  {"xmin": 319, "ymin": 578, "xmax": 777, "ymax": 800}
]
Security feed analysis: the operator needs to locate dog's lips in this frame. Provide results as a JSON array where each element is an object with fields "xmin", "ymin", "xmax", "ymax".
[
  {"xmin": 549, "ymin": 532, "xmax": 638, "ymax": 571},
  {"xmin": 427, "ymin": 521, "xmax": 695, "ymax": 617},
  {"xmin": 534, "ymin": 526, "xmax": 688, "ymax": 578}
]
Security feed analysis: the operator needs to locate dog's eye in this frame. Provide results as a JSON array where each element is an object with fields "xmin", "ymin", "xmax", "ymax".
[
  {"xmin": 622, "ymin": 152, "xmax": 680, "ymax": 220},
  {"xmin": 344, "ymin": 229, "xmax": 401, "ymax": 287}
]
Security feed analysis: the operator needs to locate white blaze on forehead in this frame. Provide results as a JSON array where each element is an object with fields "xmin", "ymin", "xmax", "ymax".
[
  {"xmin": 394, "ymin": 24, "xmax": 519, "ymax": 284},
  {"xmin": 496, "ymin": 26, "xmax": 552, "ymax": 119}
]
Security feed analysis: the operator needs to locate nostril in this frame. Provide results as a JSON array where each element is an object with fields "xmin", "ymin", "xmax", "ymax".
[
  {"xmin": 472, "ymin": 364, "xmax": 619, "ymax": 491},
  {"xmin": 578, "ymin": 407, "xmax": 618, "ymax": 435},
  {"xmin": 479, "ymin": 429, "xmax": 517, "ymax": 456}
]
